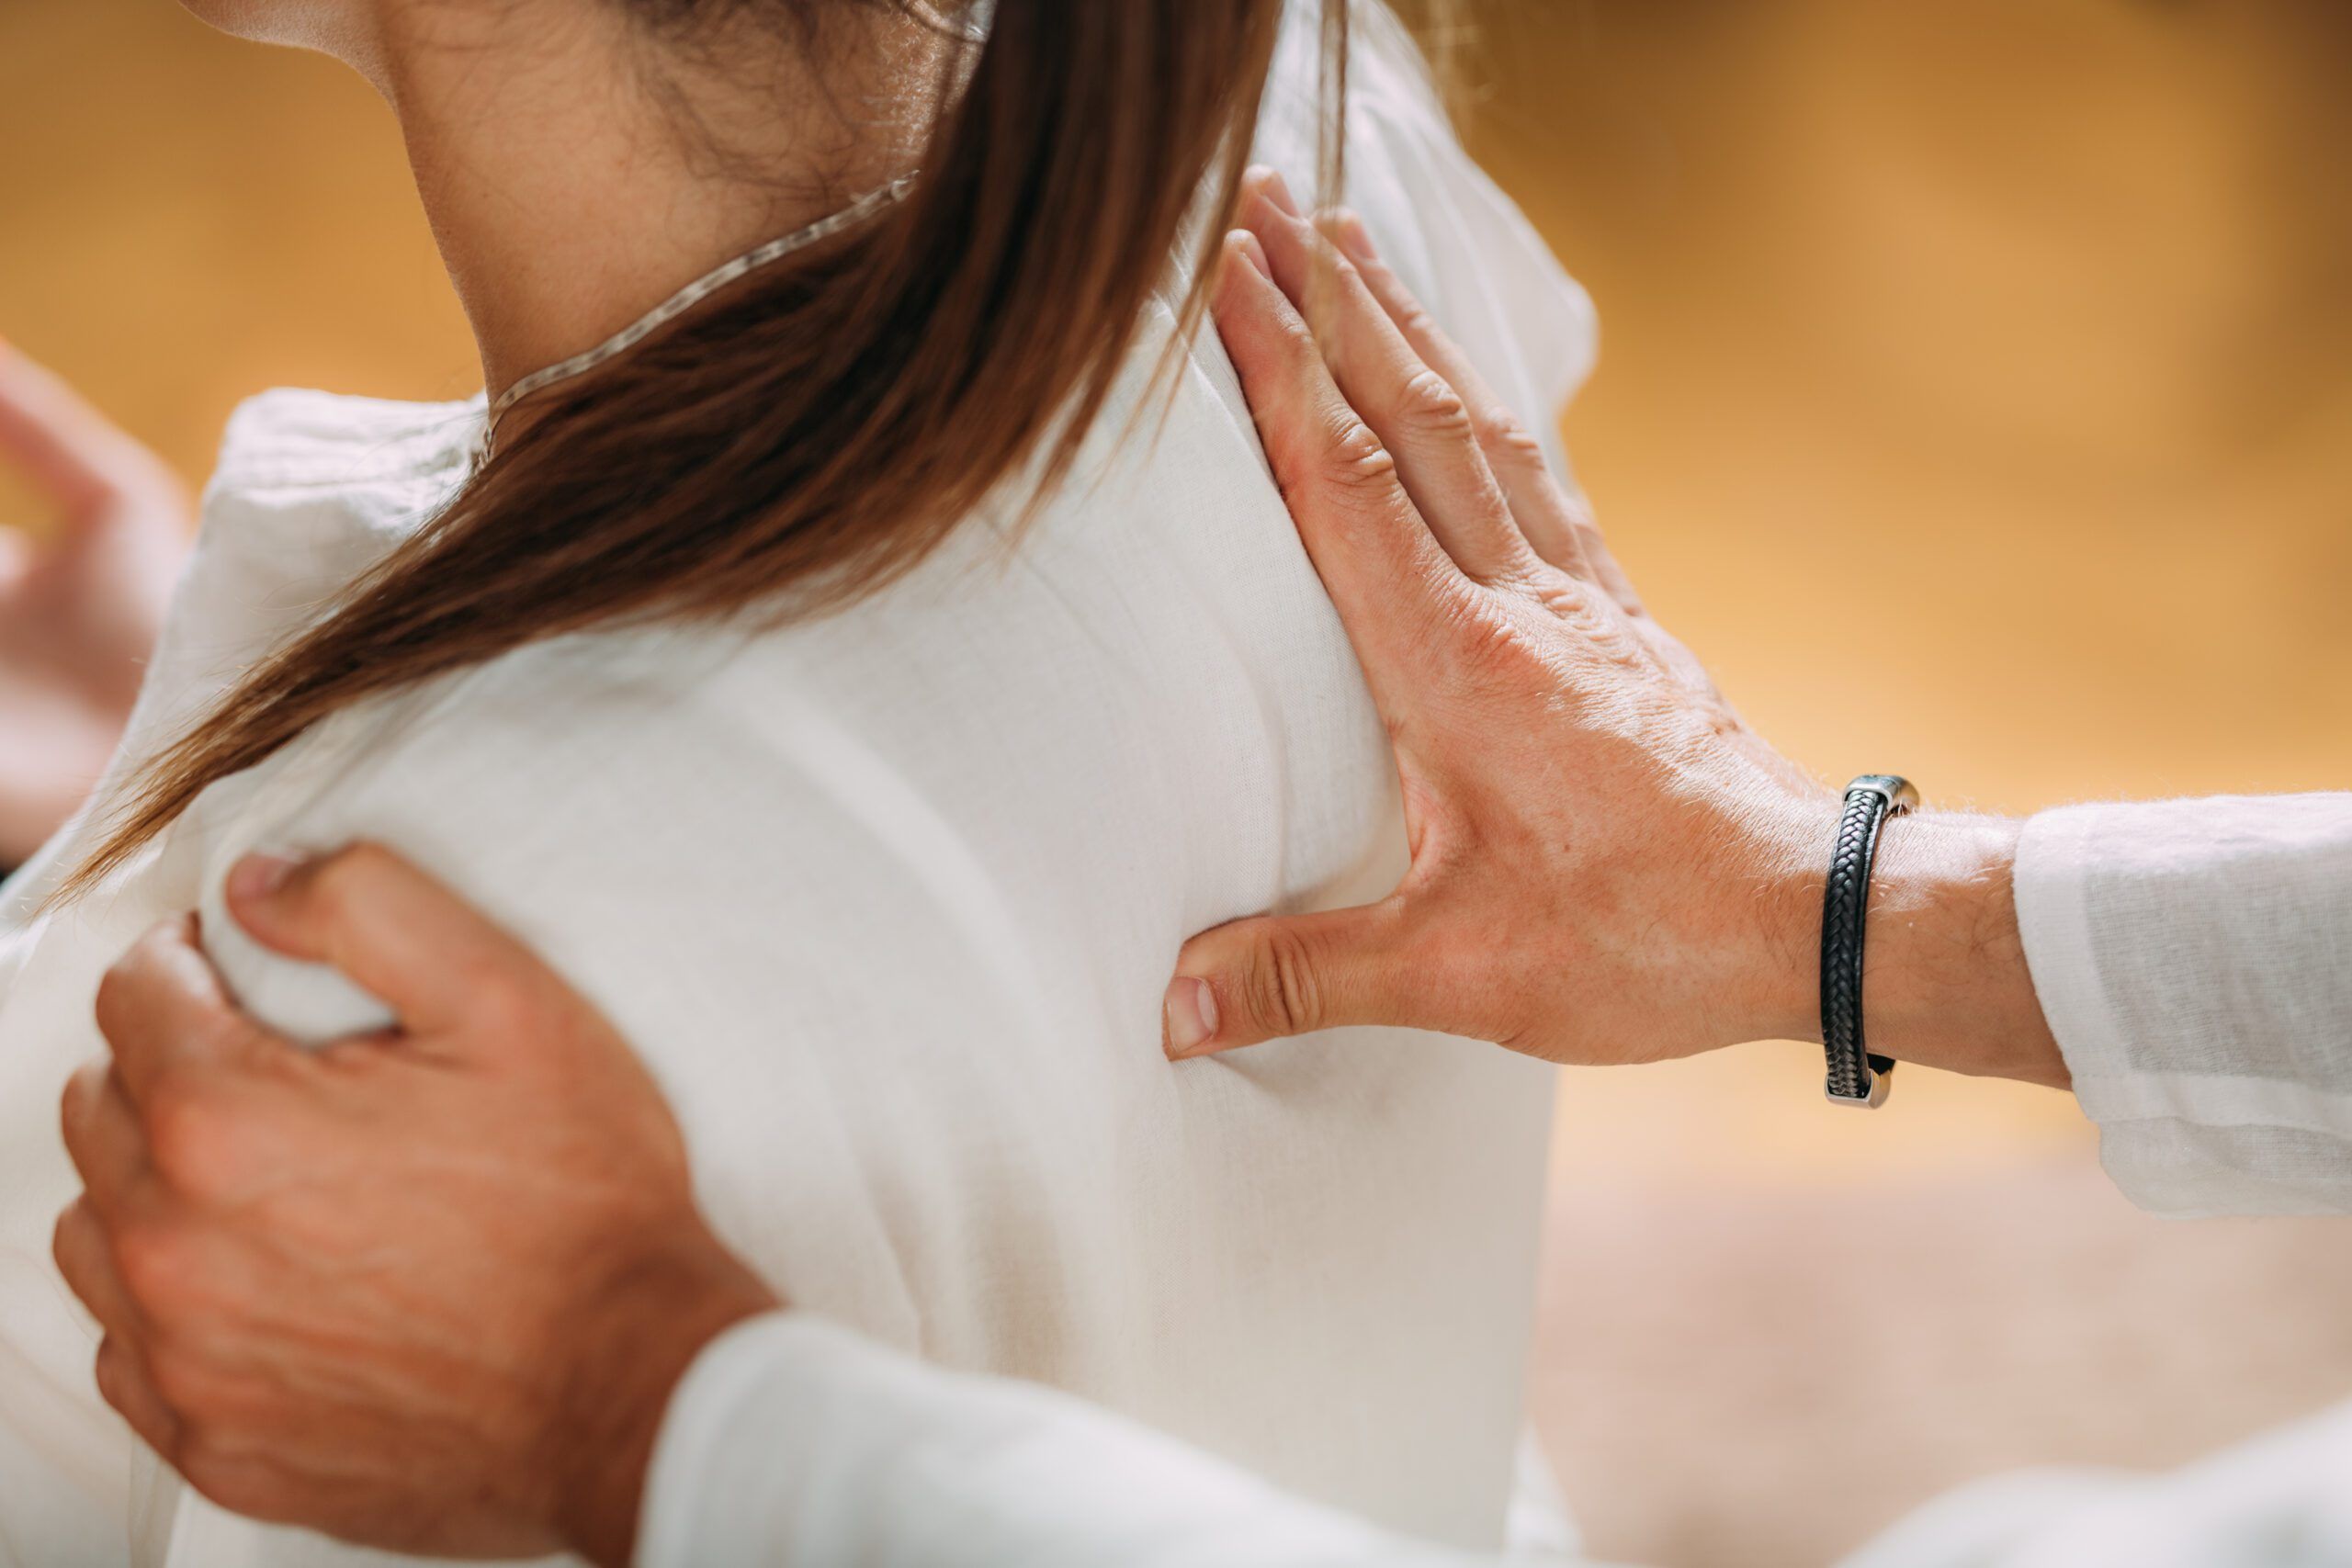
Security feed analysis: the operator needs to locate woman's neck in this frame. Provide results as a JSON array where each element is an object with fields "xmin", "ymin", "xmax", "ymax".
[{"xmin": 368, "ymin": 1, "xmax": 937, "ymax": 400}]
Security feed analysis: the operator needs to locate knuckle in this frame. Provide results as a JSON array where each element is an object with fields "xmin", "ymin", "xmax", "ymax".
[
  {"xmin": 1317, "ymin": 415, "xmax": 1399, "ymax": 496},
  {"xmin": 1470, "ymin": 408, "xmax": 1546, "ymax": 469},
  {"xmin": 1389, "ymin": 297, "xmax": 1441, "ymax": 344},
  {"xmin": 1245, "ymin": 926, "xmax": 1325, "ymax": 1037},
  {"xmin": 1388, "ymin": 368, "xmax": 1473, "ymax": 442},
  {"xmin": 452, "ymin": 951, "xmax": 541, "ymax": 1038},
  {"xmin": 307, "ymin": 848, "xmax": 378, "ymax": 925},
  {"xmin": 145, "ymin": 1345, "xmax": 214, "ymax": 1417},
  {"xmin": 110, "ymin": 1217, "xmax": 197, "ymax": 1313},
  {"xmin": 60, "ymin": 1061, "xmax": 105, "ymax": 1145},
  {"xmin": 92, "ymin": 1336, "xmax": 135, "ymax": 1412},
  {"xmin": 333, "ymin": 840, "xmax": 399, "ymax": 881},
  {"xmin": 1528, "ymin": 569, "xmax": 1595, "ymax": 620},
  {"xmin": 1590, "ymin": 613, "xmax": 1652, "ymax": 671},
  {"xmin": 1447, "ymin": 592, "xmax": 1542, "ymax": 675},
  {"xmin": 144, "ymin": 1084, "xmax": 240, "ymax": 1198},
  {"xmin": 91, "ymin": 962, "xmax": 143, "ymax": 1046},
  {"xmin": 1531, "ymin": 572, "xmax": 1642, "ymax": 664},
  {"xmin": 51, "ymin": 1201, "xmax": 93, "ymax": 1279},
  {"xmin": 141, "ymin": 1308, "xmax": 253, "ymax": 1421},
  {"xmin": 1263, "ymin": 303, "xmax": 1325, "ymax": 374},
  {"xmin": 175, "ymin": 1437, "xmax": 269, "ymax": 1517}
]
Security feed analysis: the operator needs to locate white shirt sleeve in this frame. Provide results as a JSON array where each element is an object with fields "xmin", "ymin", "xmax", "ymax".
[
  {"xmin": 637, "ymin": 1312, "xmax": 1503, "ymax": 1568},
  {"xmin": 639, "ymin": 793, "xmax": 2352, "ymax": 1568},
  {"xmin": 2014, "ymin": 793, "xmax": 2352, "ymax": 1216},
  {"xmin": 643, "ymin": 1310, "xmax": 2352, "ymax": 1568}
]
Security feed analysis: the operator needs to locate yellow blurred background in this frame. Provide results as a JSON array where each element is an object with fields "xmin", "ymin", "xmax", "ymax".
[{"xmin": 3, "ymin": 2, "xmax": 2348, "ymax": 1563}]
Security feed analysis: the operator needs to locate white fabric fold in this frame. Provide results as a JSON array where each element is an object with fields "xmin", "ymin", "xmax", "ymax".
[
  {"xmin": 2016, "ymin": 793, "xmax": 2352, "ymax": 1216},
  {"xmin": 639, "ymin": 790, "xmax": 2352, "ymax": 1568}
]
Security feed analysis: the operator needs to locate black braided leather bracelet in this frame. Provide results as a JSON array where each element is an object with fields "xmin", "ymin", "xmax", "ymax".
[{"xmin": 1820, "ymin": 774, "xmax": 1917, "ymax": 1108}]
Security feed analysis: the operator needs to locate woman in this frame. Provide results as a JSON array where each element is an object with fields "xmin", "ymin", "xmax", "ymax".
[
  {"xmin": 36, "ymin": 188, "xmax": 2352, "ymax": 1568},
  {"xmin": 0, "ymin": 0, "xmax": 1596, "ymax": 1562}
]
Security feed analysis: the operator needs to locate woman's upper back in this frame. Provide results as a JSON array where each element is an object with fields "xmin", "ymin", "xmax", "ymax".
[{"xmin": 0, "ymin": 6, "xmax": 1595, "ymax": 1563}]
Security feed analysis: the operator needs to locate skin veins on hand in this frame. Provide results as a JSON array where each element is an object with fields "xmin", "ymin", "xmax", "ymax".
[
  {"xmin": 57, "ymin": 849, "xmax": 779, "ymax": 1565},
  {"xmin": 42, "ymin": 166, "xmax": 2075, "ymax": 1568},
  {"xmin": 1165, "ymin": 168, "xmax": 2067, "ymax": 1091}
]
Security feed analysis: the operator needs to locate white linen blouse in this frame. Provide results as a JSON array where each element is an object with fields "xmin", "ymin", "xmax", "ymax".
[{"xmin": 0, "ymin": 4, "xmax": 1595, "ymax": 1564}]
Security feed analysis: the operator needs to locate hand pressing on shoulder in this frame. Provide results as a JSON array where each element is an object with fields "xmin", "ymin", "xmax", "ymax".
[
  {"xmin": 1166, "ymin": 168, "xmax": 2064, "ymax": 1092},
  {"xmin": 56, "ymin": 846, "xmax": 777, "ymax": 1566}
]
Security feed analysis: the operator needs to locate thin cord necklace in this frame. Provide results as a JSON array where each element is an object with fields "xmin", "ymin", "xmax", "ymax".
[{"xmin": 484, "ymin": 172, "xmax": 919, "ymax": 438}]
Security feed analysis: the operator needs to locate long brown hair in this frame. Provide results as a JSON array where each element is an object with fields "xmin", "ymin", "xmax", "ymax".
[{"xmin": 60, "ymin": 0, "xmax": 1336, "ymax": 903}]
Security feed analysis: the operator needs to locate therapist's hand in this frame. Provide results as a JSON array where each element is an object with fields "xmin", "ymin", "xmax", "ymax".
[
  {"xmin": 1168, "ymin": 169, "xmax": 2064, "ymax": 1089},
  {"xmin": 56, "ymin": 847, "xmax": 777, "ymax": 1566},
  {"xmin": 0, "ymin": 344, "xmax": 186, "ymax": 863}
]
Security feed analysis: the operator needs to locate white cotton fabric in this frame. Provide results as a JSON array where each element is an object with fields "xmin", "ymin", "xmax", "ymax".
[
  {"xmin": 2015, "ymin": 793, "xmax": 2352, "ymax": 1216},
  {"xmin": 640, "ymin": 1303, "xmax": 2352, "ymax": 1568},
  {"xmin": 0, "ymin": 4, "xmax": 1592, "ymax": 1564},
  {"xmin": 631, "ymin": 792, "xmax": 2352, "ymax": 1568}
]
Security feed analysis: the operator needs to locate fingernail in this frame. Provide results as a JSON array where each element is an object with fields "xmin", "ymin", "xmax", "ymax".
[
  {"xmin": 1163, "ymin": 977, "xmax": 1218, "ymax": 1058},
  {"xmin": 1229, "ymin": 230, "xmax": 1270, "ymax": 279},
  {"xmin": 226, "ymin": 852, "xmax": 299, "ymax": 902},
  {"xmin": 1261, "ymin": 168, "xmax": 1301, "ymax": 217},
  {"xmin": 1334, "ymin": 210, "xmax": 1376, "ymax": 263}
]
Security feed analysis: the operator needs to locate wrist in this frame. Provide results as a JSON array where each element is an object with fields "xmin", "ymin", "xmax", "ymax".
[
  {"xmin": 548, "ymin": 1229, "xmax": 783, "ymax": 1568},
  {"xmin": 1748, "ymin": 785, "xmax": 1846, "ymax": 1046},
  {"xmin": 1747, "ymin": 797, "xmax": 2066, "ymax": 1090},
  {"xmin": 1861, "ymin": 811, "xmax": 2068, "ymax": 1089}
]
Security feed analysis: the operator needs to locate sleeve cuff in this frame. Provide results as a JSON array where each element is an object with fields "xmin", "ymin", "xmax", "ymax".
[
  {"xmin": 635, "ymin": 1310, "xmax": 842, "ymax": 1568},
  {"xmin": 2013, "ymin": 803, "xmax": 2140, "ymax": 1123}
]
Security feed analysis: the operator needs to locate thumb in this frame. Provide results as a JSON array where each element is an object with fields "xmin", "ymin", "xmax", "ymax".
[
  {"xmin": 1163, "ymin": 899, "xmax": 1422, "ymax": 1059},
  {"xmin": 225, "ymin": 843, "xmax": 544, "ymax": 1040}
]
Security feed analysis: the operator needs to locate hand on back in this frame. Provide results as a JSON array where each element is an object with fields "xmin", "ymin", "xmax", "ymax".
[
  {"xmin": 1164, "ymin": 169, "xmax": 1838, "ymax": 1067},
  {"xmin": 59, "ymin": 848, "xmax": 776, "ymax": 1566}
]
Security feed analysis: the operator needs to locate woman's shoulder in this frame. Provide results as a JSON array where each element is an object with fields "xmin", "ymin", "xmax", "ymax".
[
  {"xmin": 1253, "ymin": 2, "xmax": 1598, "ymax": 419},
  {"xmin": 1262, "ymin": 0, "xmax": 1446, "ymax": 145},
  {"xmin": 176, "ymin": 388, "xmax": 486, "ymax": 678},
  {"xmin": 209, "ymin": 387, "xmax": 484, "ymax": 504}
]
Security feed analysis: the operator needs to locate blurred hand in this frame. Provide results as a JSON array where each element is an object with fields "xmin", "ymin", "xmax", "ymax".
[
  {"xmin": 1162, "ymin": 169, "xmax": 1842, "ymax": 1067},
  {"xmin": 56, "ymin": 847, "xmax": 777, "ymax": 1566},
  {"xmin": 0, "ymin": 344, "xmax": 187, "ymax": 864}
]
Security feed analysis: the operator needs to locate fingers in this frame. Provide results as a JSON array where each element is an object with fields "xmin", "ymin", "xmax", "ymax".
[
  {"xmin": 0, "ymin": 343, "xmax": 181, "ymax": 527},
  {"xmin": 60, "ymin": 1062, "xmax": 147, "ymax": 1214},
  {"xmin": 1314, "ymin": 209, "xmax": 1604, "ymax": 584},
  {"xmin": 1313, "ymin": 204, "xmax": 1735, "ymax": 704},
  {"xmin": 1235, "ymin": 173, "xmax": 1537, "ymax": 586},
  {"xmin": 1212, "ymin": 230, "xmax": 1476, "ymax": 690},
  {"xmin": 225, "ymin": 843, "xmax": 550, "ymax": 1041},
  {"xmin": 55, "ymin": 1201, "xmax": 184, "ymax": 1458},
  {"xmin": 53, "ymin": 1199, "xmax": 144, "ymax": 1341},
  {"xmin": 95, "ymin": 1334, "xmax": 181, "ymax": 1461},
  {"xmin": 1163, "ymin": 900, "xmax": 1422, "ymax": 1057},
  {"xmin": 96, "ymin": 917, "xmax": 269, "ymax": 1111}
]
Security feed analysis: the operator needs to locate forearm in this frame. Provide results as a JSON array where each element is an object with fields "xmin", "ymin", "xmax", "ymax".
[{"xmin": 639, "ymin": 1313, "xmax": 1490, "ymax": 1568}]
